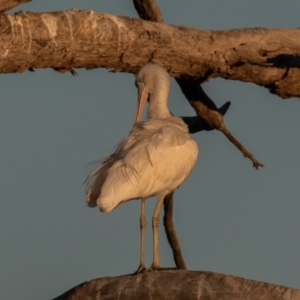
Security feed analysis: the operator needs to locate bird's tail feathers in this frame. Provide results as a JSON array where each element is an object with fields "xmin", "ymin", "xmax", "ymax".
[{"xmin": 85, "ymin": 159, "xmax": 140, "ymax": 211}]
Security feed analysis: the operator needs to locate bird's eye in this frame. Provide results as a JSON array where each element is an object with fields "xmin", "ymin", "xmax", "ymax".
[{"xmin": 135, "ymin": 77, "xmax": 143, "ymax": 87}]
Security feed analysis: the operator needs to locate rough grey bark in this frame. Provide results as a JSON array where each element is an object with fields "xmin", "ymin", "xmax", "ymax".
[
  {"xmin": 1, "ymin": 10, "xmax": 300, "ymax": 98},
  {"xmin": 52, "ymin": 270, "xmax": 300, "ymax": 300},
  {"xmin": 0, "ymin": 0, "xmax": 30, "ymax": 13}
]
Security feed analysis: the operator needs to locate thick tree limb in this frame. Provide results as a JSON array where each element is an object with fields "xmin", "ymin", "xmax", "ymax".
[
  {"xmin": 0, "ymin": 0, "xmax": 30, "ymax": 13},
  {"xmin": 53, "ymin": 270, "xmax": 300, "ymax": 300},
  {"xmin": 1, "ymin": 10, "xmax": 300, "ymax": 98}
]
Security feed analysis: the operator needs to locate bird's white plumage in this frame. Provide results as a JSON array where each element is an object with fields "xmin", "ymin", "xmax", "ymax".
[
  {"xmin": 86, "ymin": 117, "xmax": 198, "ymax": 212},
  {"xmin": 85, "ymin": 63, "xmax": 198, "ymax": 271}
]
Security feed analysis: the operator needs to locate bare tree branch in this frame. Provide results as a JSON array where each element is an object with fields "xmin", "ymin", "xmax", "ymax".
[
  {"xmin": 133, "ymin": 0, "xmax": 163, "ymax": 22},
  {"xmin": 0, "ymin": 0, "xmax": 30, "ymax": 13},
  {"xmin": 163, "ymin": 193, "xmax": 186, "ymax": 270},
  {"xmin": 1, "ymin": 10, "xmax": 300, "ymax": 98},
  {"xmin": 132, "ymin": 0, "xmax": 263, "ymax": 168},
  {"xmin": 177, "ymin": 78, "xmax": 264, "ymax": 169},
  {"xmin": 222, "ymin": 127, "xmax": 263, "ymax": 168}
]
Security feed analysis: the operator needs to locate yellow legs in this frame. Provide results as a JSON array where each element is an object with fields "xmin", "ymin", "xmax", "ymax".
[
  {"xmin": 135, "ymin": 194, "xmax": 180, "ymax": 274},
  {"xmin": 135, "ymin": 195, "xmax": 165, "ymax": 273},
  {"xmin": 135, "ymin": 198, "xmax": 147, "ymax": 274},
  {"xmin": 150, "ymin": 195, "xmax": 164, "ymax": 269}
]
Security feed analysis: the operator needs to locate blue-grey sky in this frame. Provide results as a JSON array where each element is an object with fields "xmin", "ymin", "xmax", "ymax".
[{"xmin": 1, "ymin": 1, "xmax": 300, "ymax": 299}]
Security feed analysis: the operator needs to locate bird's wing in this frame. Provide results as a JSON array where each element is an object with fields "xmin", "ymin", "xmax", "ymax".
[
  {"xmin": 117, "ymin": 118, "xmax": 189, "ymax": 164},
  {"xmin": 116, "ymin": 118, "xmax": 197, "ymax": 186},
  {"xmin": 86, "ymin": 118, "xmax": 198, "ymax": 206}
]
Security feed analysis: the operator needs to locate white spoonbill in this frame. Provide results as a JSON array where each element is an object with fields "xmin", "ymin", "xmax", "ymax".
[{"xmin": 85, "ymin": 63, "xmax": 198, "ymax": 272}]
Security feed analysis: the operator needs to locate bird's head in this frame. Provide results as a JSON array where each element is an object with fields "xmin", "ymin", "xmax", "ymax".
[{"xmin": 134, "ymin": 63, "xmax": 170, "ymax": 124}]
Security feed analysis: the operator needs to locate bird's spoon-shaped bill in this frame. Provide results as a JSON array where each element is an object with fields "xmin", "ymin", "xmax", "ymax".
[{"xmin": 134, "ymin": 84, "xmax": 148, "ymax": 124}]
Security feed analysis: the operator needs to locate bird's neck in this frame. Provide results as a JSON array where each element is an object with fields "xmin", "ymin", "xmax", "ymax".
[{"xmin": 147, "ymin": 89, "xmax": 171, "ymax": 119}]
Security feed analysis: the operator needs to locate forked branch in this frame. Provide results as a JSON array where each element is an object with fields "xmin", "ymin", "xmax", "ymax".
[
  {"xmin": 177, "ymin": 78, "xmax": 264, "ymax": 169},
  {"xmin": 133, "ymin": 0, "xmax": 263, "ymax": 169}
]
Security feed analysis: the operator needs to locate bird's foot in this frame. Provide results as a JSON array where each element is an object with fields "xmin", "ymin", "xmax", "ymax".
[
  {"xmin": 144, "ymin": 264, "xmax": 177, "ymax": 272},
  {"xmin": 133, "ymin": 264, "xmax": 179, "ymax": 275},
  {"xmin": 133, "ymin": 264, "xmax": 146, "ymax": 275}
]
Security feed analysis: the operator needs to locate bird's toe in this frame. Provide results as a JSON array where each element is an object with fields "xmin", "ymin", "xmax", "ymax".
[{"xmin": 133, "ymin": 264, "xmax": 147, "ymax": 275}]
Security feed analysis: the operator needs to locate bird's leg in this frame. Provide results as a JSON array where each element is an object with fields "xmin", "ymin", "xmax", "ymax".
[
  {"xmin": 149, "ymin": 195, "xmax": 164, "ymax": 270},
  {"xmin": 135, "ymin": 198, "xmax": 147, "ymax": 274}
]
